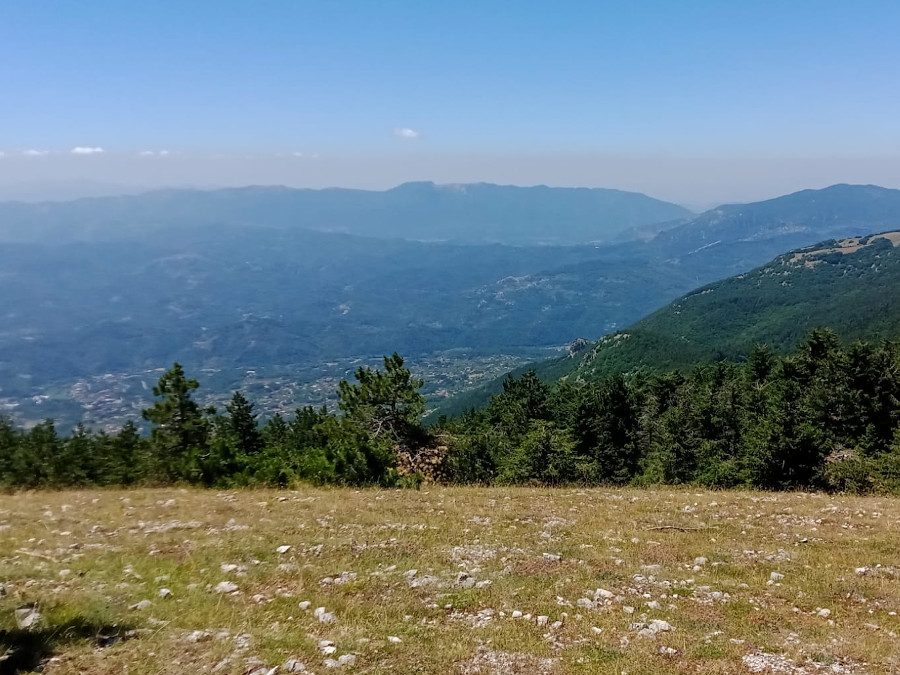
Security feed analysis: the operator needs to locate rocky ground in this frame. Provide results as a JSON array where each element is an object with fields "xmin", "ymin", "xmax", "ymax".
[{"xmin": 0, "ymin": 487, "xmax": 897, "ymax": 674}]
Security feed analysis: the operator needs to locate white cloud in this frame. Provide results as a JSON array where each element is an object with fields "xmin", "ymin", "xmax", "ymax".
[
  {"xmin": 139, "ymin": 149, "xmax": 171, "ymax": 157},
  {"xmin": 71, "ymin": 146, "xmax": 105, "ymax": 155},
  {"xmin": 22, "ymin": 149, "xmax": 50, "ymax": 157},
  {"xmin": 393, "ymin": 127, "xmax": 420, "ymax": 140},
  {"xmin": 0, "ymin": 151, "xmax": 5, "ymax": 158}
]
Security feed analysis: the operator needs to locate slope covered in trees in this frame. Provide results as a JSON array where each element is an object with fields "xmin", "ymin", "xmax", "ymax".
[
  {"xmin": 570, "ymin": 230, "xmax": 900, "ymax": 380},
  {"xmin": 2, "ymin": 333, "xmax": 899, "ymax": 493},
  {"xmin": 436, "ymin": 229, "xmax": 900, "ymax": 417}
]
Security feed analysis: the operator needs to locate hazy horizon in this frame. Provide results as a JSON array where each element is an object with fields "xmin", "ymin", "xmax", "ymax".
[
  {"xmin": 2, "ymin": 153, "xmax": 900, "ymax": 210},
  {"xmin": 3, "ymin": 3, "xmax": 900, "ymax": 207}
]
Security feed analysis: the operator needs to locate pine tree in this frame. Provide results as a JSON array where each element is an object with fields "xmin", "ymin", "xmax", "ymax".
[
  {"xmin": 226, "ymin": 391, "xmax": 263, "ymax": 455},
  {"xmin": 142, "ymin": 362, "xmax": 209, "ymax": 482}
]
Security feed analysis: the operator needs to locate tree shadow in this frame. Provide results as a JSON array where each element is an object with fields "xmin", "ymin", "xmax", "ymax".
[{"xmin": 0, "ymin": 617, "xmax": 135, "ymax": 674}]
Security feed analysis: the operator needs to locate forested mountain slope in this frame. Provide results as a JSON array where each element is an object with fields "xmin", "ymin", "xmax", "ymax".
[
  {"xmin": 436, "ymin": 230, "xmax": 900, "ymax": 417},
  {"xmin": 568, "ymin": 231, "xmax": 900, "ymax": 381}
]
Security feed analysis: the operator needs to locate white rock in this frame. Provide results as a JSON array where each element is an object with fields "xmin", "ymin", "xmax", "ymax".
[
  {"xmin": 283, "ymin": 659, "xmax": 307, "ymax": 673},
  {"xmin": 220, "ymin": 563, "xmax": 239, "ymax": 573},
  {"xmin": 659, "ymin": 646, "xmax": 677, "ymax": 655},
  {"xmin": 543, "ymin": 553, "xmax": 562, "ymax": 562},
  {"xmin": 129, "ymin": 599, "xmax": 152, "ymax": 610},
  {"xmin": 183, "ymin": 630, "xmax": 212, "ymax": 643},
  {"xmin": 314, "ymin": 606, "xmax": 336, "ymax": 623},
  {"xmin": 769, "ymin": 572, "xmax": 784, "ymax": 583},
  {"xmin": 511, "ymin": 610, "xmax": 523, "ymax": 619},
  {"xmin": 298, "ymin": 600, "xmax": 312, "ymax": 610},
  {"xmin": 14, "ymin": 606, "xmax": 42, "ymax": 629},
  {"xmin": 594, "ymin": 588, "xmax": 614, "ymax": 600},
  {"xmin": 158, "ymin": 588, "xmax": 173, "ymax": 598},
  {"xmin": 693, "ymin": 557, "xmax": 708, "ymax": 567},
  {"xmin": 338, "ymin": 654, "xmax": 356, "ymax": 666},
  {"xmin": 214, "ymin": 581, "xmax": 239, "ymax": 594},
  {"xmin": 536, "ymin": 615, "xmax": 549, "ymax": 626},
  {"xmin": 817, "ymin": 608, "xmax": 832, "ymax": 618},
  {"xmin": 276, "ymin": 545, "xmax": 292, "ymax": 554},
  {"xmin": 388, "ymin": 635, "xmax": 402, "ymax": 643}
]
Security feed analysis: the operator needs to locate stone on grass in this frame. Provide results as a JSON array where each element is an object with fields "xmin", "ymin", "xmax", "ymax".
[
  {"xmin": 14, "ymin": 605, "xmax": 42, "ymax": 629},
  {"xmin": 283, "ymin": 658, "xmax": 307, "ymax": 673},
  {"xmin": 129, "ymin": 599, "xmax": 153, "ymax": 611},
  {"xmin": 594, "ymin": 588, "xmax": 614, "ymax": 600},
  {"xmin": 158, "ymin": 588, "xmax": 173, "ymax": 598},
  {"xmin": 314, "ymin": 606, "xmax": 336, "ymax": 623},
  {"xmin": 214, "ymin": 581, "xmax": 239, "ymax": 594},
  {"xmin": 298, "ymin": 600, "xmax": 311, "ymax": 610},
  {"xmin": 276, "ymin": 545, "xmax": 292, "ymax": 554}
]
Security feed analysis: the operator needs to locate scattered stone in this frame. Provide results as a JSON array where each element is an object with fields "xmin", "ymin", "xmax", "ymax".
[
  {"xmin": 158, "ymin": 588, "xmax": 173, "ymax": 599},
  {"xmin": 14, "ymin": 605, "xmax": 42, "ymax": 629},
  {"xmin": 319, "ymin": 639, "xmax": 336, "ymax": 655},
  {"xmin": 276, "ymin": 545, "xmax": 292, "ymax": 554},
  {"xmin": 536, "ymin": 615, "xmax": 549, "ymax": 626},
  {"xmin": 594, "ymin": 588, "xmax": 614, "ymax": 600},
  {"xmin": 816, "ymin": 608, "xmax": 832, "ymax": 618},
  {"xmin": 458, "ymin": 647, "xmax": 559, "ymax": 674},
  {"xmin": 129, "ymin": 599, "xmax": 153, "ymax": 611},
  {"xmin": 388, "ymin": 635, "xmax": 402, "ymax": 644},
  {"xmin": 183, "ymin": 630, "xmax": 213, "ymax": 643},
  {"xmin": 314, "ymin": 606, "xmax": 336, "ymax": 623},
  {"xmin": 543, "ymin": 553, "xmax": 562, "ymax": 562},
  {"xmin": 768, "ymin": 572, "xmax": 785, "ymax": 584},
  {"xmin": 633, "ymin": 619, "xmax": 673, "ymax": 637},
  {"xmin": 283, "ymin": 658, "xmax": 307, "ymax": 672},
  {"xmin": 511, "ymin": 610, "xmax": 523, "ymax": 619},
  {"xmin": 298, "ymin": 600, "xmax": 311, "ymax": 610},
  {"xmin": 456, "ymin": 572, "xmax": 476, "ymax": 588},
  {"xmin": 214, "ymin": 581, "xmax": 239, "ymax": 594}
]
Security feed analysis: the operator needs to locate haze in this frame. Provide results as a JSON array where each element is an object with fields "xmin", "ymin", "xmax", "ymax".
[{"xmin": 2, "ymin": 2, "xmax": 900, "ymax": 206}]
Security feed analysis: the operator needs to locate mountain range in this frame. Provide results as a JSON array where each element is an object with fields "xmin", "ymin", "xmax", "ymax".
[
  {"xmin": 3, "ymin": 181, "xmax": 900, "ymax": 427},
  {"xmin": 0, "ymin": 181, "xmax": 691, "ymax": 246}
]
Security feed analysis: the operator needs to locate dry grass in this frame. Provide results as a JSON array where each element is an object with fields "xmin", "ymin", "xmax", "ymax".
[{"xmin": 0, "ymin": 487, "xmax": 898, "ymax": 674}]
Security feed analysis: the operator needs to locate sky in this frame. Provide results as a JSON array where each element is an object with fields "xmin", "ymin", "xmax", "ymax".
[{"xmin": 2, "ymin": 1, "xmax": 900, "ymax": 206}]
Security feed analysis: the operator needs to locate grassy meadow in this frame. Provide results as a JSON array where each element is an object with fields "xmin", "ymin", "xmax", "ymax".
[{"xmin": 0, "ymin": 487, "xmax": 898, "ymax": 674}]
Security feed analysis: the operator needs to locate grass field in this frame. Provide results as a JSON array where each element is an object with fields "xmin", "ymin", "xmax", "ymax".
[{"xmin": 1, "ymin": 487, "xmax": 898, "ymax": 674}]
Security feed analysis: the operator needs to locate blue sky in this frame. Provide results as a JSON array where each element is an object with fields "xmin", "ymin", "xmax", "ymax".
[{"xmin": 2, "ymin": 1, "xmax": 900, "ymax": 203}]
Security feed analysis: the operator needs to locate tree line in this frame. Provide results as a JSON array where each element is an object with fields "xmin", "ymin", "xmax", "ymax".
[{"xmin": 1, "ymin": 330, "xmax": 898, "ymax": 493}]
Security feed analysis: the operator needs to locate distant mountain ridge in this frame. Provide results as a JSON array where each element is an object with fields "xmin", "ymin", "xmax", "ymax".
[
  {"xmin": 653, "ymin": 183, "xmax": 900, "ymax": 254},
  {"xmin": 0, "ymin": 181, "xmax": 692, "ymax": 246}
]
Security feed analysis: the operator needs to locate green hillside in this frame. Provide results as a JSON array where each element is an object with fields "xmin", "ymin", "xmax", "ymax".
[
  {"xmin": 434, "ymin": 230, "xmax": 900, "ymax": 418},
  {"xmin": 570, "ymin": 230, "xmax": 900, "ymax": 380}
]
